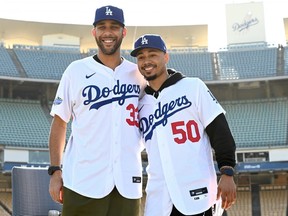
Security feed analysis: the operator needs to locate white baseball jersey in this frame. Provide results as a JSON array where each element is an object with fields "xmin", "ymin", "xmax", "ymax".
[
  {"xmin": 51, "ymin": 56, "xmax": 146, "ymax": 199},
  {"xmin": 139, "ymin": 77, "xmax": 225, "ymax": 215}
]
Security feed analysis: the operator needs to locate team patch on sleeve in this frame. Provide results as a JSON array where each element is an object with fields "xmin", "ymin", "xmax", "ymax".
[
  {"xmin": 132, "ymin": 176, "xmax": 141, "ymax": 183},
  {"xmin": 53, "ymin": 96, "xmax": 63, "ymax": 105}
]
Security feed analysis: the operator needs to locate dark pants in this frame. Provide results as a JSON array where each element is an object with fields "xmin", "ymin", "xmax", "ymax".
[
  {"xmin": 170, "ymin": 206, "xmax": 213, "ymax": 216},
  {"xmin": 62, "ymin": 186, "xmax": 141, "ymax": 216}
]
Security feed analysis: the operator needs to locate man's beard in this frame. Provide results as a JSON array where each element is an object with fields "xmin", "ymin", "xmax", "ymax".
[
  {"xmin": 96, "ymin": 38, "xmax": 122, "ymax": 55},
  {"xmin": 144, "ymin": 74, "xmax": 157, "ymax": 81}
]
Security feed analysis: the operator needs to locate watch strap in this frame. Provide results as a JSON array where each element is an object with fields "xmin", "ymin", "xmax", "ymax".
[
  {"xmin": 48, "ymin": 165, "xmax": 62, "ymax": 176},
  {"xmin": 220, "ymin": 166, "xmax": 235, "ymax": 176}
]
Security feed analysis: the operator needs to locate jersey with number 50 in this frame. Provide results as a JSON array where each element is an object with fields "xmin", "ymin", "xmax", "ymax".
[{"xmin": 139, "ymin": 77, "xmax": 225, "ymax": 215}]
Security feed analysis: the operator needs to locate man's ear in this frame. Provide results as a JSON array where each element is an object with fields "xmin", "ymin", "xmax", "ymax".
[
  {"xmin": 91, "ymin": 28, "xmax": 96, "ymax": 37},
  {"xmin": 164, "ymin": 53, "xmax": 169, "ymax": 64},
  {"xmin": 122, "ymin": 27, "xmax": 127, "ymax": 37}
]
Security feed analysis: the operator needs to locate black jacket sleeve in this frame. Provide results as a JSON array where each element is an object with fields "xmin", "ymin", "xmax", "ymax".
[{"xmin": 206, "ymin": 113, "xmax": 236, "ymax": 170}]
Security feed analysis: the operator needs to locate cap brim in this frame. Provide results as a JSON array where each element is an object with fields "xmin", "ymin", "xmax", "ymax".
[
  {"xmin": 130, "ymin": 47, "xmax": 142, "ymax": 57},
  {"xmin": 93, "ymin": 18, "xmax": 124, "ymax": 27},
  {"xmin": 130, "ymin": 47, "xmax": 166, "ymax": 57}
]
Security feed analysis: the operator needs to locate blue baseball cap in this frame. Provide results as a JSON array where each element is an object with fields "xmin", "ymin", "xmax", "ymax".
[
  {"xmin": 93, "ymin": 5, "xmax": 125, "ymax": 26},
  {"xmin": 131, "ymin": 34, "xmax": 167, "ymax": 57}
]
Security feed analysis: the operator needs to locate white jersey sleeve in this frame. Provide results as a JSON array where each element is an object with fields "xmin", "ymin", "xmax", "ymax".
[
  {"xmin": 50, "ymin": 68, "xmax": 73, "ymax": 123},
  {"xmin": 194, "ymin": 78, "xmax": 225, "ymax": 128}
]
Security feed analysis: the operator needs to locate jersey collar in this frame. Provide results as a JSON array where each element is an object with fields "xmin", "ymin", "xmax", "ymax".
[{"xmin": 145, "ymin": 69, "xmax": 185, "ymax": 98}]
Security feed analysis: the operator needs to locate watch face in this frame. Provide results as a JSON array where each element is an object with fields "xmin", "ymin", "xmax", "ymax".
[{"xmin": 222, "ymin": 168, "xmax": 234, "ymax": 176}]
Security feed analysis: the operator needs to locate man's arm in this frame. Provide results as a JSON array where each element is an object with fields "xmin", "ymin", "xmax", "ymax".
[
  {"xmin": 206, "ymin": 113, "xmax": 236, "ymax": 210},
  {"xmin": 206, "ymin": 113, "xmax": 236, "ymax": 169},
  {"xmin": 48, "ymin": 114, "xmax": 67, "ymax": 204}
]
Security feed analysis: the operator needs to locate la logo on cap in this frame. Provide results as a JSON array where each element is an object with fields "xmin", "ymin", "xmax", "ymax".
[
  {"xmin": 141, "ymin": 37, "xmax": 148, "ymax": 45},
  {"xmin": 105, "ymin": 6, "xmax": 113, "ymax": 16}
]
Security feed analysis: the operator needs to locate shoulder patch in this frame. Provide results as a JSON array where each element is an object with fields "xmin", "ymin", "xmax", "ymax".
[{"xmin": 53, "ymin": 97, "xmax": 63, "ymax": 105}]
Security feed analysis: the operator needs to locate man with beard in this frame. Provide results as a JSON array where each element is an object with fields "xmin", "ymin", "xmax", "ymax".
[
  {"xmin": 48, "ymin": 5, "xmax": 146, "ymax": 216},
  {"xmin": 131, "ymin": 34, "xmax": 236, "ymax": 216}
]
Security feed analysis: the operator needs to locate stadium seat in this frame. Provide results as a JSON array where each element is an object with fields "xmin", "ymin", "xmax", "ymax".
[
  {"xmin": 0, "ymin": 47, "xmax": 20, "ymax": 77},
  {"xmin": 222, "ymin": 97, "xmax": 288, "ymax": 148},
  {"xmin": 12, "ymin": 166, "xmax": 62, "ymax": 216},
  {"xmin": 168, "ymin": 51, "xmax": 214, "ymax": 81},
  {"xmin": 259, "ymin": 187, "xmax": 288, "ymax": 216},
  {"xmin": 217, "ymin": 47, "xmax": 278, "ymax": 80},
  {"xmin": 13, "ymin": 46, "xmax": 83, "ymax": 80},
  {"xmin": 226, "ymin": 190, "xmax": 252, "ymax": 216},
  {"xmin": 0, "ymin": 98, "xmax": 51, "ymax": 148}
]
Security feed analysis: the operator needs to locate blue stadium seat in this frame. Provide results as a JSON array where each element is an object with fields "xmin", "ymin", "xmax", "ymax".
[
  {"xmin": 168, "ymin": 51, "xmax": 214, "ymax": 81},
  {"xmin": 217, "ymin": 48, "xmax": 278, "ymax": 80},
  {"xmin": 13, "ymin": 45, "xmax": 83, "ymax": 80},
  {"xmin": 0, "ymin": 98, "xmax": 51, "ymax": 148},
  {"xmin": 222, "ymin": 97, "xmax": 288, "ymax": 148},
  {"xmin": 0, "ymin": 47, "xmax": 20, "ymax": 77}
]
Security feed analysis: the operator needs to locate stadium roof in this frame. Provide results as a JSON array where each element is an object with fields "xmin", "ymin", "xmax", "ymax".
[
  {"xmin": 0, "ymin": 18, "xmax": 208, "ymax": 52},
  {"xmin": 1, "ymin": 16, "xmax": 288, "ymax": 52}
]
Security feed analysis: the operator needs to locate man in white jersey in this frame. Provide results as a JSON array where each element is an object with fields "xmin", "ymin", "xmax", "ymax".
[
  {"xmin": 48, "ymin": 5, "xmax": 146, "ymax": 216},
  {"xmin": 131, "ymin": 34, "xmax": 236, "ymax": 216}
]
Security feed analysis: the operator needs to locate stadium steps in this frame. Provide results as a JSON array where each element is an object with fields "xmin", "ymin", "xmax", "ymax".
[
  {"xmin": 0, "ymin": 191, "xmax": 12, "ymax": 216},
  {"xmin": 0, "ymin": 203, "xmax": 11, "ymax": 216},
  {"xmin": 276, "ymin": 45, "xmax": 285, "ymax": 76},
  {"xmin": 0, "ymin": 47, "xmax": 20, "ymax": 78},
  {"xmin": 284, "ymin": 46, "xmax": 288, "ymax": 75},
  {"xmin": 6, "ymin": 49, "xmax": 27, "ymax": 78}
]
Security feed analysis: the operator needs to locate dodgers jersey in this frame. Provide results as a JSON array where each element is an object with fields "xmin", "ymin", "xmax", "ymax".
[
  {"xmin": 139, "ymin": 77, "xmax": 225, "ymax": 215},
  {"xmin": 51, "ymin": 56, "xmax": 146, "ymax": 199}
]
